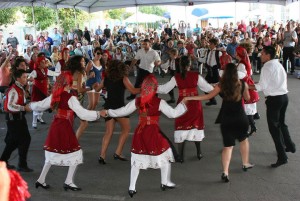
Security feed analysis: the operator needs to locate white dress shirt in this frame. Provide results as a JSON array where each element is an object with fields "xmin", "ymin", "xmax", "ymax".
[
  {"xmin": 157, "ymin": 75, "xmax": 213, "ymax": 94},
  {"xmin": 205, "ymin": 48, "xmax": 222, "ymax": 67},
  {"xmin": 255, "ymin": 59, "xmax": 288, "ymax": 96},
  {"xmin": 108, "ymin": 99, "xmax": 187, "ymax": 119},
  {"xmin": 29, "ymin": 95, "xmax": 100, "ymax": 121},
  {"xmin": 135, "ymin": 48, "xmax": 161, "ymax": 73}
]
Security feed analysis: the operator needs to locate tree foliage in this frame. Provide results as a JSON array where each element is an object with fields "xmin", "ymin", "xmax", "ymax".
[
  {"xmin": 138, "ymin": 6, "xmax": 166, "ymax": 16},
  {"xmin": 106, "ymin": 8, "xmax": 133, "ymax": 20},
  {"xmin": 20, "ymin": 6, "xmax": 55, "ymax": 30},
  {"xmin": 0, "ymin": 8, "xmax": 18, "ymax": 26},
  {"xmin": 58, "ymin": 9, "xmax": 88, "ymax": 33}
]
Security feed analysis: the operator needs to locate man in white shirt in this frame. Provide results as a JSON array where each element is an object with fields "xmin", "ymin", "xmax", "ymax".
[
  {"xmin": 250, "ymin": 46, "xmax": 296, "ymax": 168},
  {"xmin": 126, "ymin": 39, "xmax": 161, "ymax": 100}
]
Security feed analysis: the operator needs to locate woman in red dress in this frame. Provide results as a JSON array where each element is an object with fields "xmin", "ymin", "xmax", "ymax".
[
  {"xmin": 100, "ymin": 74, "xmax": 187, "ymax": 197},
  {"xmin": 29, "ymin": 72, "xmax": 101, "ymax": 191},
  {"xmin": 157, "ymin": 56, "xmax": 213, "ymax": 162}
]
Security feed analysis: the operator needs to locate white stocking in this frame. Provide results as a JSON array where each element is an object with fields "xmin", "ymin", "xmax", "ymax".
[
  {"xmin": 37, "ymin": 162, "xmax": 51, "ymax": 184},
  {"xmin": 161, "ymin": 163, "xmax": 175, "ymax": 186},
  {"xmin": 32, "ymin": 111, "xmax": 38, "ymax": 125},
  {"xmin": 129, "ymin": 166, "xmax": 140, "ymax": 191},
  {"xmin": 65, "ymin": 165, "xmax": 78, "ymax": 187}
]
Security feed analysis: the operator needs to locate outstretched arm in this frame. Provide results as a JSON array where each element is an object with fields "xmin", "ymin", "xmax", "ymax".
[
  {"xmin": 159, "ymin": 99, "xmax": 187, "ymax": 118},
  {"xmin": 183, "ymin": 85, "xmax": 220, "ymax": 101},
  {"xmin": 157, "ymin": 76, "xmax": 176, "ymax": 94},
  {"xmin": 102, "ymin": 100, "xmax": 137, "ymax": 118}
]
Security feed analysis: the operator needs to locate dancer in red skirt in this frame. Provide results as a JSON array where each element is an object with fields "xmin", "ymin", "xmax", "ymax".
[
  {"xmin": 100, "ymin": 74, "xmax": 187, "ymax": 197},
  {"xmin": 157, "ymin": 56, "xmax": 213, "ymax": 162},
  {"xmin": 29, "ymin": 72, "xmax": 101, "ymax": 191}
]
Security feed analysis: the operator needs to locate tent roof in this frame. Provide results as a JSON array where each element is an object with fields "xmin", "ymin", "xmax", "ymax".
[{"xmin": 0, "ymin": 0, "xmax": 294, "ymax": 13}]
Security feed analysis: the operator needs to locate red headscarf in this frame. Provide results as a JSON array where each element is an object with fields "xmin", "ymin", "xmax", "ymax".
[
  {"xmin": 34, "ymin": 56, "xmax": 46, "ymax": 70},
  {"xmin": 236, "ymin": 46, "xmax": 251, "ymax": 76},
  {"xmin": 139, "ymin": 74, "xmax": 158, "ymax": 113},
  {"xmin": 50, "ymin": 71, "xmax": 73, "ymax": 109}
]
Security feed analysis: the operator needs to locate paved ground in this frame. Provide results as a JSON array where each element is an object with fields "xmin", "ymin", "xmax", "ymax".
[{"xmin": 1, "ymin": 72, "xmax": 300, "ymax": 201}]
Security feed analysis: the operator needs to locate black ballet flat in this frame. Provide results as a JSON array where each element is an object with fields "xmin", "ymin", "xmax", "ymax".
[
  {"xmin": 35, "ymin": 181, "xmax": 50, "ymax": 189},
  {"xmin": 197, "ymin": 154, "xmax": 203, "ymax": 160},
  {"xmin": 98, "ymin": 156, "xmax": 106, "ymax": 164},
  {"xmin": 63, "ymin": 183, "xmax": 82, "ymax": 191},
  {"xmin": 248, "ymin": 127, "xmax": 257, "ymax": 137},
  {"xmin": 242, "ymin": 164, "xmax": 255, "ymax": 172},
  {"xmin": 37, "ymin": 118, "xmax": 46, "ymax": 124},
  {"xmin": 160, "ymin": 184, "xmax": 176, "ymax": 191},
  {"xmin": 128, "ymin": 190, "xmax": 137, "ymax": 198},
  {"xmin": 113, "ymin": 153, "xmax": 128, "ymax": 161},
  {"xmin": 221, "ymin": 173, "xmax": 229, "ymax": 183}
]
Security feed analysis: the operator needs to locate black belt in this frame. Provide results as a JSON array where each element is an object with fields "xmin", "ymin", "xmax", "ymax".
[
  {"xmin": 5, "ymin": 112, "xmax": 26, "ymax": 121},
  {"xmin": 265, "ymin": 94, "xmax": 287, "ymax": 99}
]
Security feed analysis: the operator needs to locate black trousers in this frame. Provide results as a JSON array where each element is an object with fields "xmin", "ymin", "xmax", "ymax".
[
  {"xmin": 205, "ymin": 65, "xmax": 219, "ymax": 103},
  {"xmin": 130, "ymin": 68, "xmax": 151, "ymax": 97},
  {"xmin": 0, "ymin": 115, "xmax": 31, "ymax": 167},
  {"xmin": 283, "ymin": 47, "xmax": 295, "ymax": 72},
  {"xmin": 168, "ymin": 69, "xmax": 176, "ymax": 99},
  {"xmin": 265, "ymin": 94, "xmax": 294, "ymax": 161}
]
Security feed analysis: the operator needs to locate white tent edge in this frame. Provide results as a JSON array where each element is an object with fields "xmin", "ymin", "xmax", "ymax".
[{"xmin": 0, "ymin": 0, "xmax": 297, "ymax": 13}]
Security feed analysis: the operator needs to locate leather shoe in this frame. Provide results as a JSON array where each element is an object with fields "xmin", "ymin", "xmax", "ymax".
[
  {"xmin": 7, "ymin": 164, "xmax": 16, "ymax": 169},
  {"xmin": 160, "ymin": 184, "xmax": 176, "ymax": 191},
  {"xmin": 197, "ymin": 154, "xmax": 203, "ymax": 160},
  {"xmin": 285, "ymin": 145, "xmax": 296, "ymax": 153},
  {"xmin": 253, "ymin": 113, "xmax": 260, "ymax": 120},
  {"xmin": 113, "ymin": 153, "xmax": 128, "ymax": 161},
  {"xmin": 35, "ymin": 181, "xmax": 50, "ymax": 189},
  {"xmin": 37, "ymin": 118, "xmax": 46, "ymax": 124},
  {"xmin": 205, "ymin": 101, "xmax": 217, "ymax": 106},
  {"xmin": 221, "ymin": 173, "xmax": 229, "ymax": 182},
  {"xmin": 98, "ymin": 156, "xmax": 106, "ymax": 164},
  {"xmin": 242, "ymin": 164, "xmax": 255, "ymax": 171},
  {"xmin": 128, "ymin": 190, "xmax": 137, "ymax": 198},
  {"xmin": 17, "ymin": 166, "xmax": 34, "ymax": 172},
  {"xmin": 126, "ymin": 95, "xmax": 135, "ymax": 101},
  {"xmin": 271, "ymin": 160, "xmax": 288, "ymax": 168},
  {"xmin": 63, "ymin": 183, "xmax": 82, "ymax": 191}
]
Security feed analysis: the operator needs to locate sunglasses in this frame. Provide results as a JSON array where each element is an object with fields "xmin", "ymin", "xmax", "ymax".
[{"xmin": 96, "ymin": 52, "xmax": 101, "ymax": 55}]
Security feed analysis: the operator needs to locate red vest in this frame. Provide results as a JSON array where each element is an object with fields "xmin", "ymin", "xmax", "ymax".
[
  {"xmin": 34, "ymin": 68, "xmax": 48, "ymax": 96},
  {"xmin": 4, "ymin": 84, "xmax": 25, "ymax": 113}
]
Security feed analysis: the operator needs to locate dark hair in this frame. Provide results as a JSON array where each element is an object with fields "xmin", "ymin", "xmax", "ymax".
[
  {"xmin": 179, "ymin": 56, "xmax": 191, "ymax": 79},
  {"xmin": 263, "ymin": 46, "xmax": 276, "ymax": 59},
  {"xmin": 11, "ymin": 57, "xmax": 26, "ymax": 73},
  {"xmin": 13, "ymin": 69, "xmax": 26, "ymax": 79},
  {"xmin": 143, "ymin": 39, "xmax": 150, "ymax": 43},
  {"xmin": 66, "ymin": 55, "xmax": 85, "ymax": 75},
  {"xmin": 209, "ymin": 38, "xmax": 218, "ymax": 46},
  {"xmin": 220, "ymin": 63, "xmax": 241, "ymax": 102},
  {"xmin": 255, "ymin": 37, "xmax": 263, "ymax": 46},
  {"xmin": 93, "ymin": 47, "xmax": 102, "ymax": 54},
  {"xmin": 105, "ymin": 60, "xmax": 128, "ymax": 81},
  {"xmin": 37, "ymin": 52, "xmax": 46, "ymax": 57}
]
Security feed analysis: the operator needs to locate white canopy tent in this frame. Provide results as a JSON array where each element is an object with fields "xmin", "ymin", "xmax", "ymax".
[
  {"xmin": 0, "ymin": 0, "xmax": 296, "ymax": 13},
  {"xmin": 124, "ymin": 12, "xmax": 166, "ymax": 23}
]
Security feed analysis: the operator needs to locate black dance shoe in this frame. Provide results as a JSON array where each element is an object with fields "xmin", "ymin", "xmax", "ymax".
[
  {"xmin": 285, "ymin": 145, "xmax": 296, "ymax": 153},
  {"xmin": 271, "ymin": 160, "xmax": 288, "ymax": 168},
  {"xmin": 126, "ymin": 95, "xmax": 136, "ymax": 101},
  {"xmin": 98, "ymin": 156, "xmax": 106, "ymax": 164},
  {"xmin": 221, "ymin": 173, "xmax": 229, "ymax": 183},
  {"xmin": 37, "ymin": 118, "xmax": 46, "ymax": 124},
  {"xmin": 160, "ymin": 184, "xmax": 176, "ymax": 191},
  {"xmin": 63, "ymin": 183, "xmax": 82, "ymax": 191},
  {"xmin": 6, "ymin": 163, "xmax": 16, "ymax": 169},
  {"xmin": 253, "ymin": 113, "xmax": 260, "ymax": 120},
  {"xmin": 35, "ymin": 181, "xmax": 50, "ymax": 189},
  {"xmin": 248, "ymin": 126, "xmax": 257, "ymax": 137},
  {"xmin": 113, "ymin": 153, "xmax": 128, "ymax": 161},
  {"xmin": 242, "ymin": 164, "xmax": 255, "ymax": 172},
  {"xmin": 197, "ymin": 154, "xmax": 203, "ymax": 160},
  {"xmin": 17, "ymin": 166, "xmax": 34, "ymax": 172},
  {"xmin": 128, "ymin": 190, "xmax": 137, "ymax": 198}
]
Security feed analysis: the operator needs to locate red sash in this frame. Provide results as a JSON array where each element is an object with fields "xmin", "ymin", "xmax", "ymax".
[
  {"xmin": 179, "ymin": 88, "xmax": 198, "ymax": 97},
  {"xmin": 137, "ymin": 116, "xmax": 159, "ymax": 133}
]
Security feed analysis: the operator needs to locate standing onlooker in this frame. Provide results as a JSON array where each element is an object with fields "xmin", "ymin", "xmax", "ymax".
[
  {"xmin": 104, "ymin": 25, "xmax": 111, "ymax": 39},
  {"xmin": 282, "ymin": 23, "xmax": 298, "ymax": 74},
  {"xmin": 250, "ymin": 46, "xmax": 296, "ymax": 168},
  {"xmin": 95, "ymin": 25, "xmax": 103, "ymax": 36},
  {"xmin": 52, "ymin": 28, "xmax": 62, "ymax": 48},
  {"xmin": 6, "ymin": 31, "xmax": 19, "ymax": 49},
  {"xmin": 226, "ymin": 36, "xmax": 239, "ymax": 59},
  {"xmin": 184, "ymin": 63, "xmax": 254, "ymax": 182},
  {"xmin": 83, "ymin": 27, "xmax": 91, "ymax": 44},
  {"xmin": 44, "ymin": 32, "xmax": 53, "ymax": 51}
]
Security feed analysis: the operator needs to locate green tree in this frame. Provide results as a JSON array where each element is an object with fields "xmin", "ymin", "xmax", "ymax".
[
  {"xmin": 138, "ymin": 6, "xmax": 166, "ymax": 16},
  {"xmin": 58, "ymin": 8, "xmax": 88, "ymax": 33},
  {"xmin": 106, "ymin": 8, "xmax": 133, "ymax": 20},
  {"xmin": 0, "ymin": 8, "xmax": 18, "ymax": 26},
  {"xmin": 20, "ymin": 7, "xmax": 55, "ymax": 30}
]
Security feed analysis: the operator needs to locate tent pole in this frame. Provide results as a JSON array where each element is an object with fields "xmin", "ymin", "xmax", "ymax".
[
  {"xmin": 185, "ymin": 6, "xmax": 187, "ymax": 23},
  {"xmin": 136, "ymin": 6, "xmax": 138, "ymax": 33},
  {"xmin": 56, "ymin": 5, "xmax": 59, "ymax": 26},
  {"xmin": 74, "ymin": 7, "xmax": 77, "ymax": 26},
  {"xmin": 31, "ymin": 3, "xmax": 37, "ymax": 39},
  {"xmin": 235, "ymin": 2, "xmax": 237, "ymax": 24}
]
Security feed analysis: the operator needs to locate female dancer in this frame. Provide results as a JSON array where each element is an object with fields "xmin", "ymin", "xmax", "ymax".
[
  {"xmin": 86, "ymin": 47, "xmax": 104, "ymax": 110},
  {"xmin": 67, "ymin": 55, "xmax": 91, "ymax": 140},
  {"xmin": 183, "ymin": 63, "xmax": 254, "ymax": 182},
  {"xmin": 94, "ymin": 60, "xmax": 140, "ymax": 164},
  {"xmin": 29, "ymin": 72, "xmax": 101, "ymax": 191},
  {"xmin": 236, "ymin": 46, "xmax": 260, "ymax": 136},
  {"xmin": 100, "ymin": 74, "xmax": 187, "ymax": 197},
  {"xmin": 157, "ymin": 56, "xmax": 213, "ymax": 162}
]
